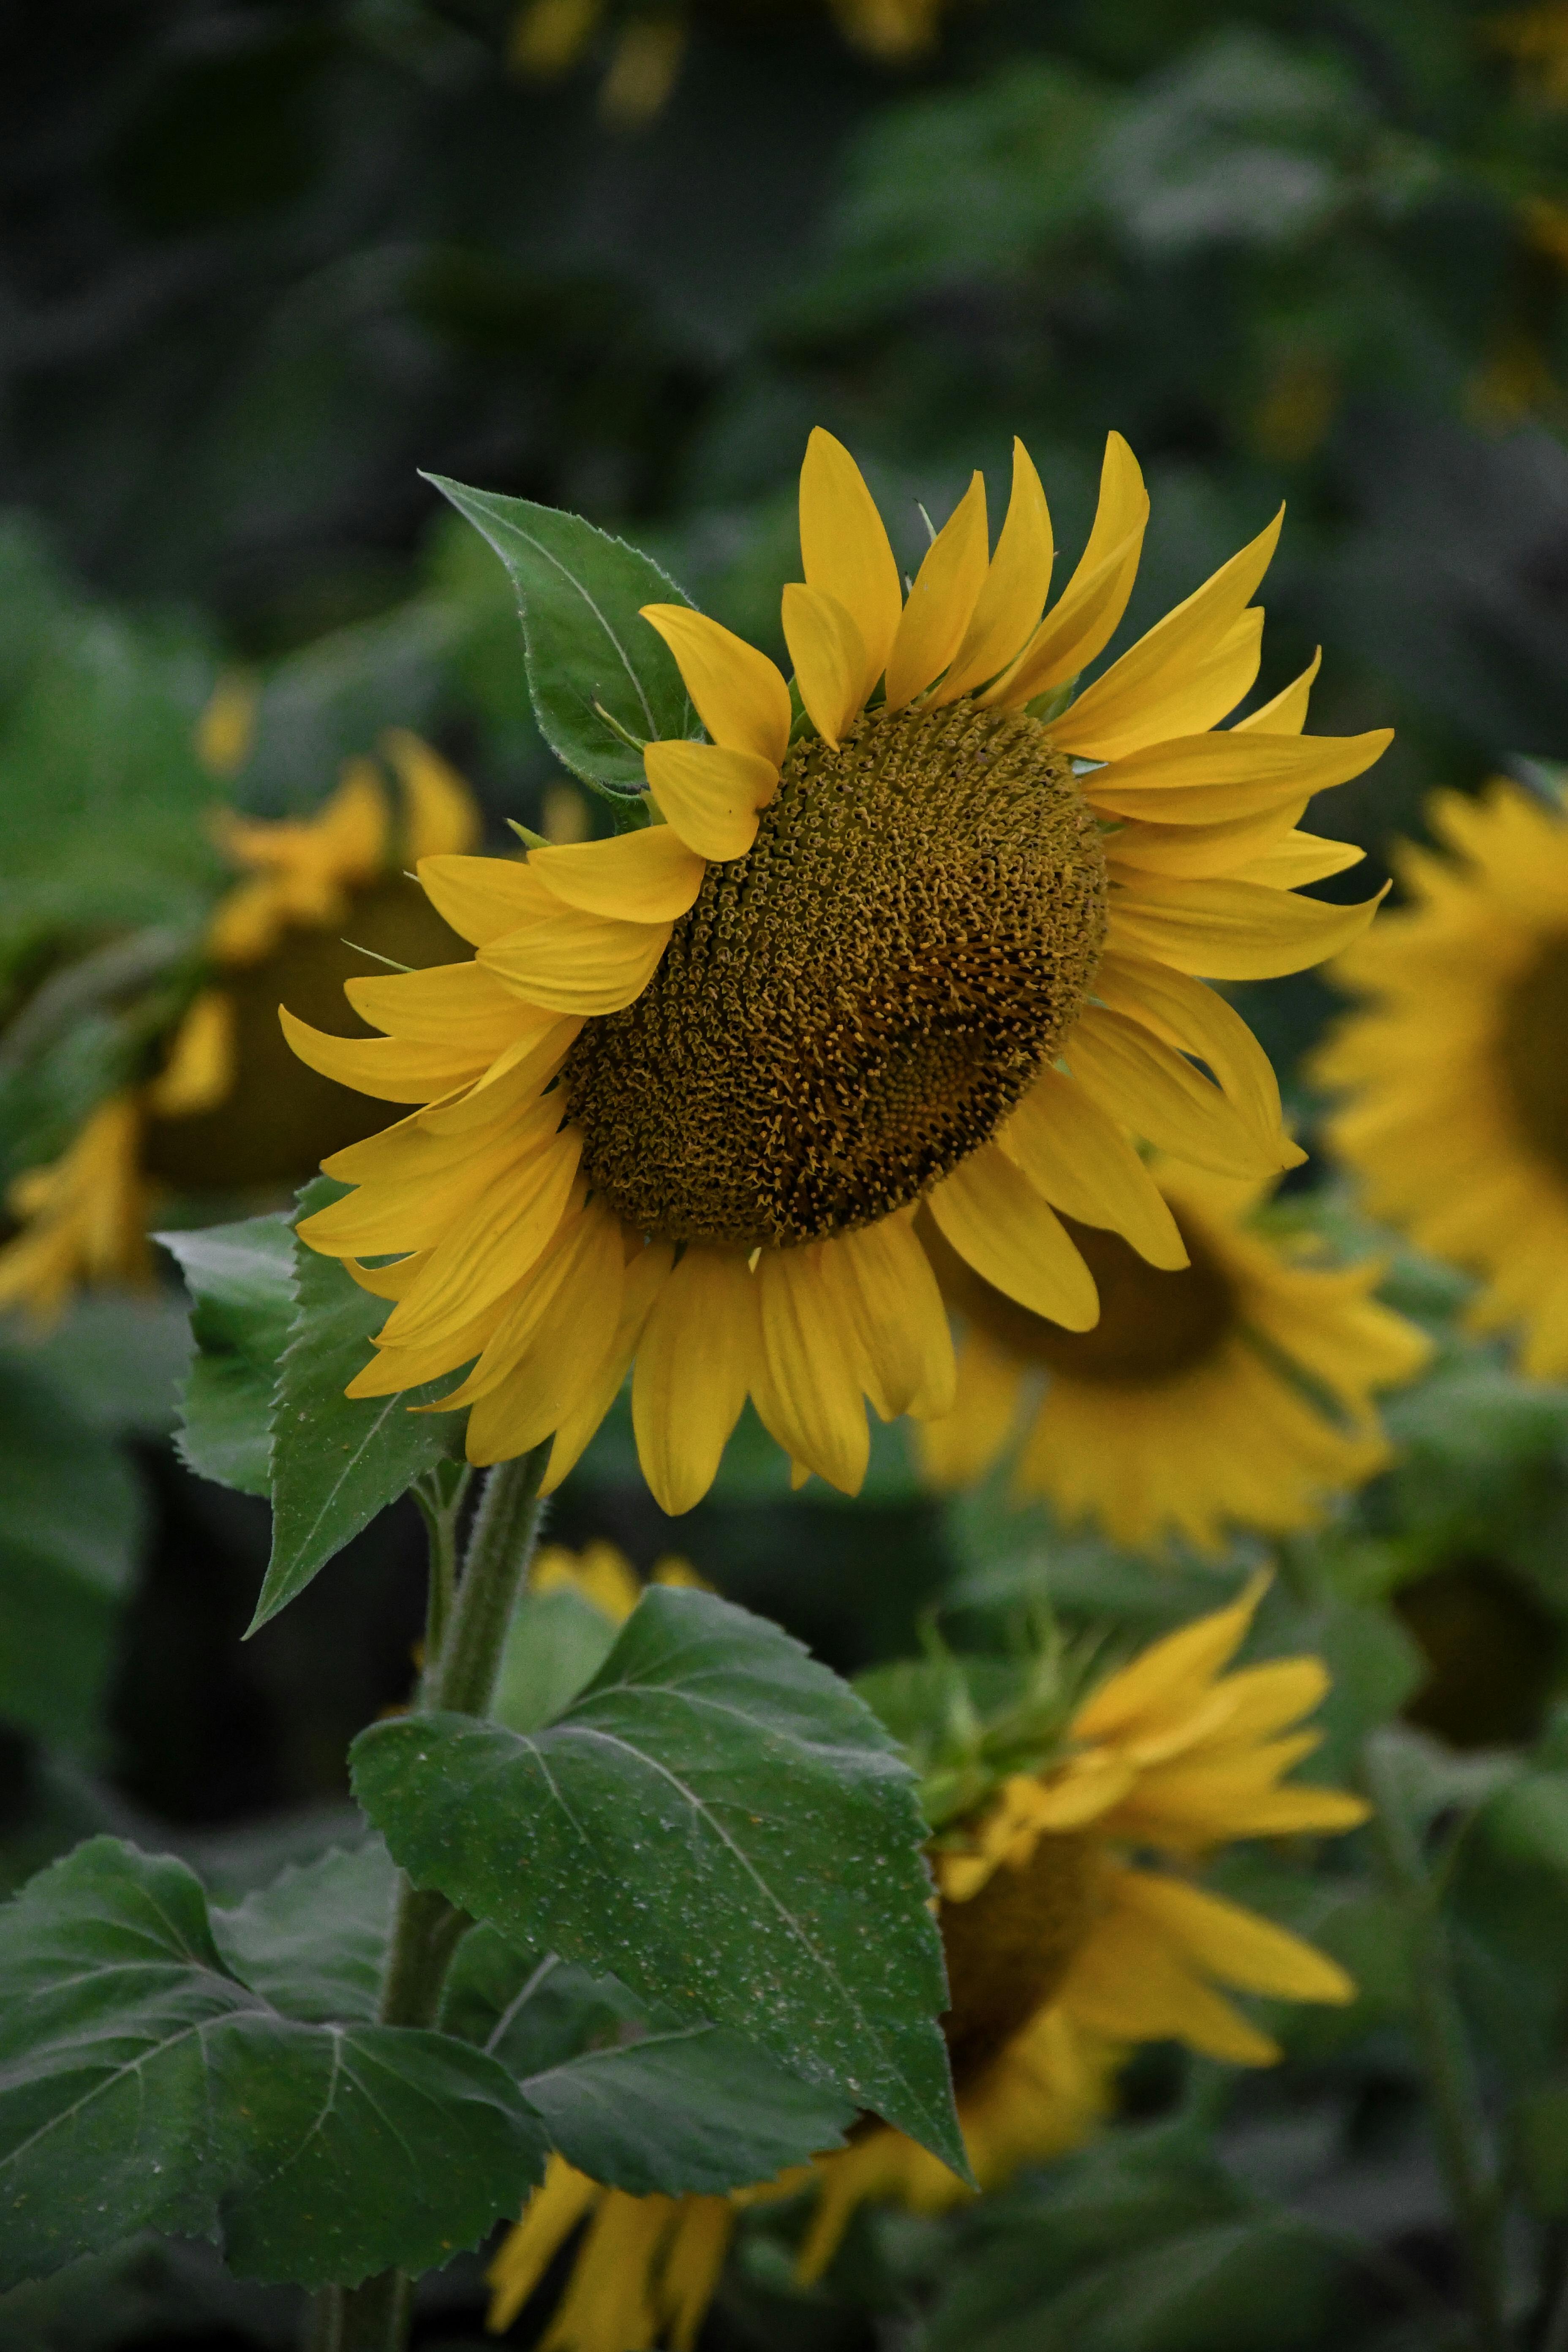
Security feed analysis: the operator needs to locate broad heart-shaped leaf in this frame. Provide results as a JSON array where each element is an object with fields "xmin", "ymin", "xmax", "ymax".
[
  {"xmin": 211, "ymin": 1840, "xmax": 397, "ymax": 2024},
  {"xmin": 255, "ymin": 1176, "xmax": 466, "ymax": 1632},
  {"xmin": 158, "ymin": 1214, "xmax": 295, "ymax": 1498},
  {"xmin": 0, "ymin": 1838, "xmax": 546, "ymax": 2293},
  {"xmin": 425, "ymin": 475, "xmax": 697, "ymax": 793},
  {"xmin": 352, "ymin": 1588, "xmax": 966, "ymax": 2177},
  {"xmin": 444, "ymin": 1928, "xmax": 854, "ymax": 2197},
  {"xmin": 0, "ymin": 1351, "xmax": 141, "ymax": 1745}
]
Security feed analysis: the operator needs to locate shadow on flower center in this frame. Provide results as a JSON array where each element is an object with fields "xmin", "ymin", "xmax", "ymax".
[{"xmin": 1496, "ymin": 928, "xmax": 1568, "ymax": 1183}]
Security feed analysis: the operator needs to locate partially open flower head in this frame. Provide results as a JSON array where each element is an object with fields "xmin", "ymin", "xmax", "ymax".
[
  {"xmin": 0, "ymin": 735, "xmax": 477, "ymax": 1323},
  {"xmin": 1316, "ymin": 775, "xmax": 1568, "ymax": 1377},
  {"xmin": 288, "ymin": 427, "xmax": 1389, "ymax": 1508},
  {"xmin": 917, "ymin": 1163, "xmax": 1431, "ymax": 1552},
  {"xmin": 487, "ymin": 1576, "xmax": 1366, "ymax": 2347}
]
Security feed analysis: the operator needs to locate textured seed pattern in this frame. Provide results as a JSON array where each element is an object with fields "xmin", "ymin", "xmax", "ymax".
[{"xmin": 564, "ymin": 700, "xmax": 1108, "ymax": 1249}]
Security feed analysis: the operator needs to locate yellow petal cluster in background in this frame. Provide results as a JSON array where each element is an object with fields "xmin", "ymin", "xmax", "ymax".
[
  {"xmin": 1316, "ymin": 775, "xmax": 1568, "ymax": 1377},
  {"xmin": 512, "ymin": 0, "xmax": 953, "ymax": 131},
  {"xmin": 0, "ymin": 730, "xmax": 477, "ymax": 1324},
  {"xmin": 291, "ymin": 424, "xmax": 1390, "ymax": 1512},
  {"xmin": 487, "ymin": 1577, "xmax": 1364, "ymax": 2346},
  {"xmin": 918, "ymin": 1165, "xmax": 1430, "ymax": 1550}
]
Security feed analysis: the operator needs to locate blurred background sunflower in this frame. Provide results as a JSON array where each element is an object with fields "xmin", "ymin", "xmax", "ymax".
[{"xmin": 11, "ymin": 3, "xmax": 1568, "ymax": 2347}]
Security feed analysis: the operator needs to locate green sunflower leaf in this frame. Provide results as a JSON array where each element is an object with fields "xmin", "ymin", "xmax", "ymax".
[
  {"xmin": 351, "ymin": 1587, "xmax": 968, "ymax": 2181},
  {"xmin": 0, "ymin": 1351, "xmax": 141, "ymax": 1747},
  {"xmin": 423, "ymin": 475, "xmax": 697, "ymax": 794},
  {"xmin": 444, "ymin": 1927, "xmax": 854, "ymax": 2197},
  {"xmin": 0, "ymin": 1837, "xmax": 546, "ymax": 2293},
  {"xmin": 254, "ymin": 1174, "xmax": 466, "ymax": 1634},
  {"xmin": 159, "ymin": 1212, "xmax": 296, "ymax": 1498}
]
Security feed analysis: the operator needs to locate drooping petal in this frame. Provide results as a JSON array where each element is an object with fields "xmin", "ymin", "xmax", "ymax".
[
  {"xmin": 417, "ymin": 852, "xmax": 548, "ymax": 946},
  {"xmin": 278, "ymin": 1008, "xmax": 490, "ymax": 1103},
  {"xmin": 883, "ymin": 472, "xmax": 990, "ymax": 710},
  {"xmin": 1108, "ymin": 876, "xmax": 1391, "ymax": 981},
  {"xmin": 927, "ymin": 1141, "xmax": 1099, "ymax": 1328},
  {"xmin": 638, "ymin": 605, "xmax": 793, "ymax": 767},
  {"xmin": 643, "ymin": 740, "xmax": 776, "ymax": 861},
  {"xmin": 526, "ymin": 823, "xmax": 706, "ymax": 922},
  {"xmin": 934, "ymin": 438, "xmax": 1054, "ymax": 704},
  {"xmin": 449, "ymin": 1202, "xmax": 625, "ymax": 1428},
  {"xmin": 753, "ymin": 1245, "xmax": 870, "ymax": 1494},
  {"xmin": 999, "ymin": 1067, "xmax": 1188, "ymax": 1270},
  {"xmin": 798, "ymin": 425, "xmax": 903, "ymax": 697},
  {"xmin": 825, "ymin": 1215, "xmax": 957, "ymax": 1419},
  {"xmin": 1050, "ymin": 508, "xmax": 1285, "ymax": 760},
  {"xmin": 781, "ymin": 584, "xmax": 868, "ymax": 749},
  {"xmin": 1064, "ymin": 1004, "xmax": 1284, "ymax": 1179},
  {"xmin": 544, "ymin": 1237, "xmax": 675, "ymax": 1495},
  {"xmin": 632, "ymin": 1245, "xmax": 759, "ymax": 1513},
  {"xmin": 377, "ymin": 1126, "xmax": 583, "ymax": 1350},
  {"xmin": 344, "ymin": 958, "xmax": 532, "ymax": 1051},
  {"xmin": 1094, "ymin": 953, "xmax": 1296, "ymax": 1166}
]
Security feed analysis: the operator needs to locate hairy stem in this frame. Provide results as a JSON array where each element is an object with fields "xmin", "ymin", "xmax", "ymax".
[
  {"xmin": 1363, "ymin": 1737, "xmax": 1509, "ymax": 2352},
  {"xmin": 306, "ymin": 1444, "xmax": 552, "ymax": 2352}
]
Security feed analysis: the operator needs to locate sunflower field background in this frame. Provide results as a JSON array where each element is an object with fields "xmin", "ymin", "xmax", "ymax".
[{"xmin": 9, "ymin": 2, "xmax": 1568, "ymax": 2347}]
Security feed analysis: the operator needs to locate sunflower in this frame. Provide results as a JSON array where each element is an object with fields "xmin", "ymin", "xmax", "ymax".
[
  {"xmin": 529, "ymin": 1537, "xmax": 708, "ymax": 1617},
  {"xmin": 915, "ymin": 1164, "xmax": 1430, "ymax": 1552},
  {"xmin": 286, "ymin": 426, "xmax": 1389, "ymax": 1508},
  {"xmin": 486, "ymin": 1575, "xmax": 1365, "ymax": 2345},
  {"xmin": 1314, "ymin": 775, "xmax": 1568, "ymax": 1378},
  {"xmin": 0, "ymin": 732, "xmax": 476, "ymax": 1323},
  {"xmin": 512, "ymin": 0, "xmax": 952, "ymax": 130}
]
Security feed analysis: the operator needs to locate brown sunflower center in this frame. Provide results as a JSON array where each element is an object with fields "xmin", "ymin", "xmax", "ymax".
[
  {"xmin": 143, "ymin": 879, "xmax": 465, "ymax": 1191},
  {"xmin": 562, "ymin": 702, "xmax": 1108, "ymax": 1250},
  {"xmin": 1497, "ymin": 931, "xmax": 1568, "ymax": 1183},
  {"xmin": 938, "ymin": 1829, "xmax": 1097, "ymax": 2090},
  {"xmin": 921, "ymin": 1203, "xmax": 1236, "ymax": 1384}
]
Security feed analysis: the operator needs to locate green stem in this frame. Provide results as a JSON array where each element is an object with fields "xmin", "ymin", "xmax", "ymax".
[
  {"xmin": 410, "ymin": 1466, "xmax": 471, "ymax": 1687},
  {"xmin": 1363, "ymin": 1738, "xmax": 1509, "ymax": 2352},
  {"xmin": 306, "ymin": 1445, "xmax": 552, "ymax": 2352}
]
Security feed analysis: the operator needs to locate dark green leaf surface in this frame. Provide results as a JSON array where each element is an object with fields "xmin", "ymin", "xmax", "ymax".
[
  {"xmin": 159, "ymin": 1213, "xmax": 294, "ymax": 1497},
  {"xmin": 0, "ymin": 1354, "xmax": 141, "ymax": 1745},
  {"xmin": 0, "ymin": 1838, "xmax": 545, "ymax": 2292},
  {"xmin": 352, "ymin": 1587, "xmax": 964, "ymax": 2175},
  {"xmin": 256, "ymin": 1175, "xmax": 465, "ymax": 1631},
  {"xmin": 210, "ymin": 1840, "xmax": 396, "ymax": 2024},
  {"xmin": 491, "ymin": 1586, "xmax": 622, "ymax": 1734},
  {"xmin": 426, "ymin": 476, "xmax": 697, "ymax": 792},
  {"xmin": 443, "ymin": 1933, "xmax": 853, "ymax": 2196}
]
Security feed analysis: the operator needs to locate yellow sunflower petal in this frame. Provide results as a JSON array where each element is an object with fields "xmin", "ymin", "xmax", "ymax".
[
  {"xmin": 413, "ymin": 1019, "xmax": 579, "ymax": 1136},
  {"xmin": 826, "ymin": 1214, "xmax": 957, "ymax": 1419},
  {"xmin": 1083, "ymin": 727, "xmax": 1392, "ymax": 824},
  {"xmin": 644, "ymin": 739, "xmax": 777, "ymax": 861},
  {"xmin": 344, "ymin": 1252, "xmax": 428, "ymax": 1302},
  {"xmin": 478, "ymin": 889, "xmax": 673, "ymax": 1014},
  {"xmin": 1114, "ymin": 1870, "xmax": 1355, "ymax": 2004},
  {"xmin": 377, "ymin": 1127, "xmax": 583, "ymax": 1350},
  {"xmin": 544, "ymin": 1237, "xmax": 675, "ymax": 1496},
  {"xmin": 147, "ymin": 989, "xmax": 235, "ymax": 1116},
  {"xmin": 639, "ymin": 605, "xmax": 792, "ymax": 767},
  {"xmin": 1108, "ymin": 876, "xmax": 1390, "ymax": 981},
  {"xmin": 278, "ymin": 1008, "xmax": 489, "ymax": 1103},
  {"xmin": 528, "ymin": 823, "xmax": 707, "ymax": 921},
  {"xmin": 1093, "ymin": 953, "xmax": 1296, "ymax": 1164},
  {"xmin": 1232, "ymin": 648, "xmax": 1321, "ymax": 737},
  {"xmin": 416, "ymin": 852, "xmax": 542, "ymax": 945},
  {"xmin": 487, "ymin": 2160, "xmax": 599, "ymax": 2335},
  {"xmin": 1105, "ymin": 802, "xmax": 1312, "ymax": 882},
  {"xmin": 884, "ymin": 471, "xmax": 990, "ymax": 710},
  {"xmin": 1060, "ymin": 1905, "xmax": 1281, "ymax": 2066},
  {"xmin": 934, "ymin": 438, "xmax": 1054, "ymax": 704},
  {"xmin": 798, "ymin": 425, "xmax": 903, "ymax": 696},
  {"xmin": 927, "ymin": 1140, "xmax": 1100, "ymax": 1328},
  {"xmin": 1231, "ymin": 829, "xmax": 1364, "ymax": 886},
  {"xmin": 344, "ymin": 958, "xmax": 531, "ymax": 1049},
  {"xmin": 1050, "ymin": 507, "xmax": 1284, "ymax": 760},
  {"xmin": 454, "ymin": 1205, "xmax": 625, "ymax": 1446},
  {"xmin": 781, "ymin": 583, "xmax": 868, "ymax": 749},
  {"xmin": 380, "ymin": 729, "xmax": 481, "ymax": 857},
  {"xmin": 753, "ymin": 1245, "xmax": 870, "ymax": 1495},
  {"xmin": 632, "ymin": 1245, "xmax": 759, "ymax": 1514},
  {"xmin": 983, "ymin": 431, "xmax": 1148, "ymax": 706},
  {"xmin": 1071, "ymin": 1571, "xmax": 1269, "ymax": 1739},
  {"xmin": 1065, "ymin": 1004, "xmax": 1284, "ymax": 1179},
  {"xmin": 999, "ymin": 1065, "xmax": 1187, "ymax": 1269}
]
